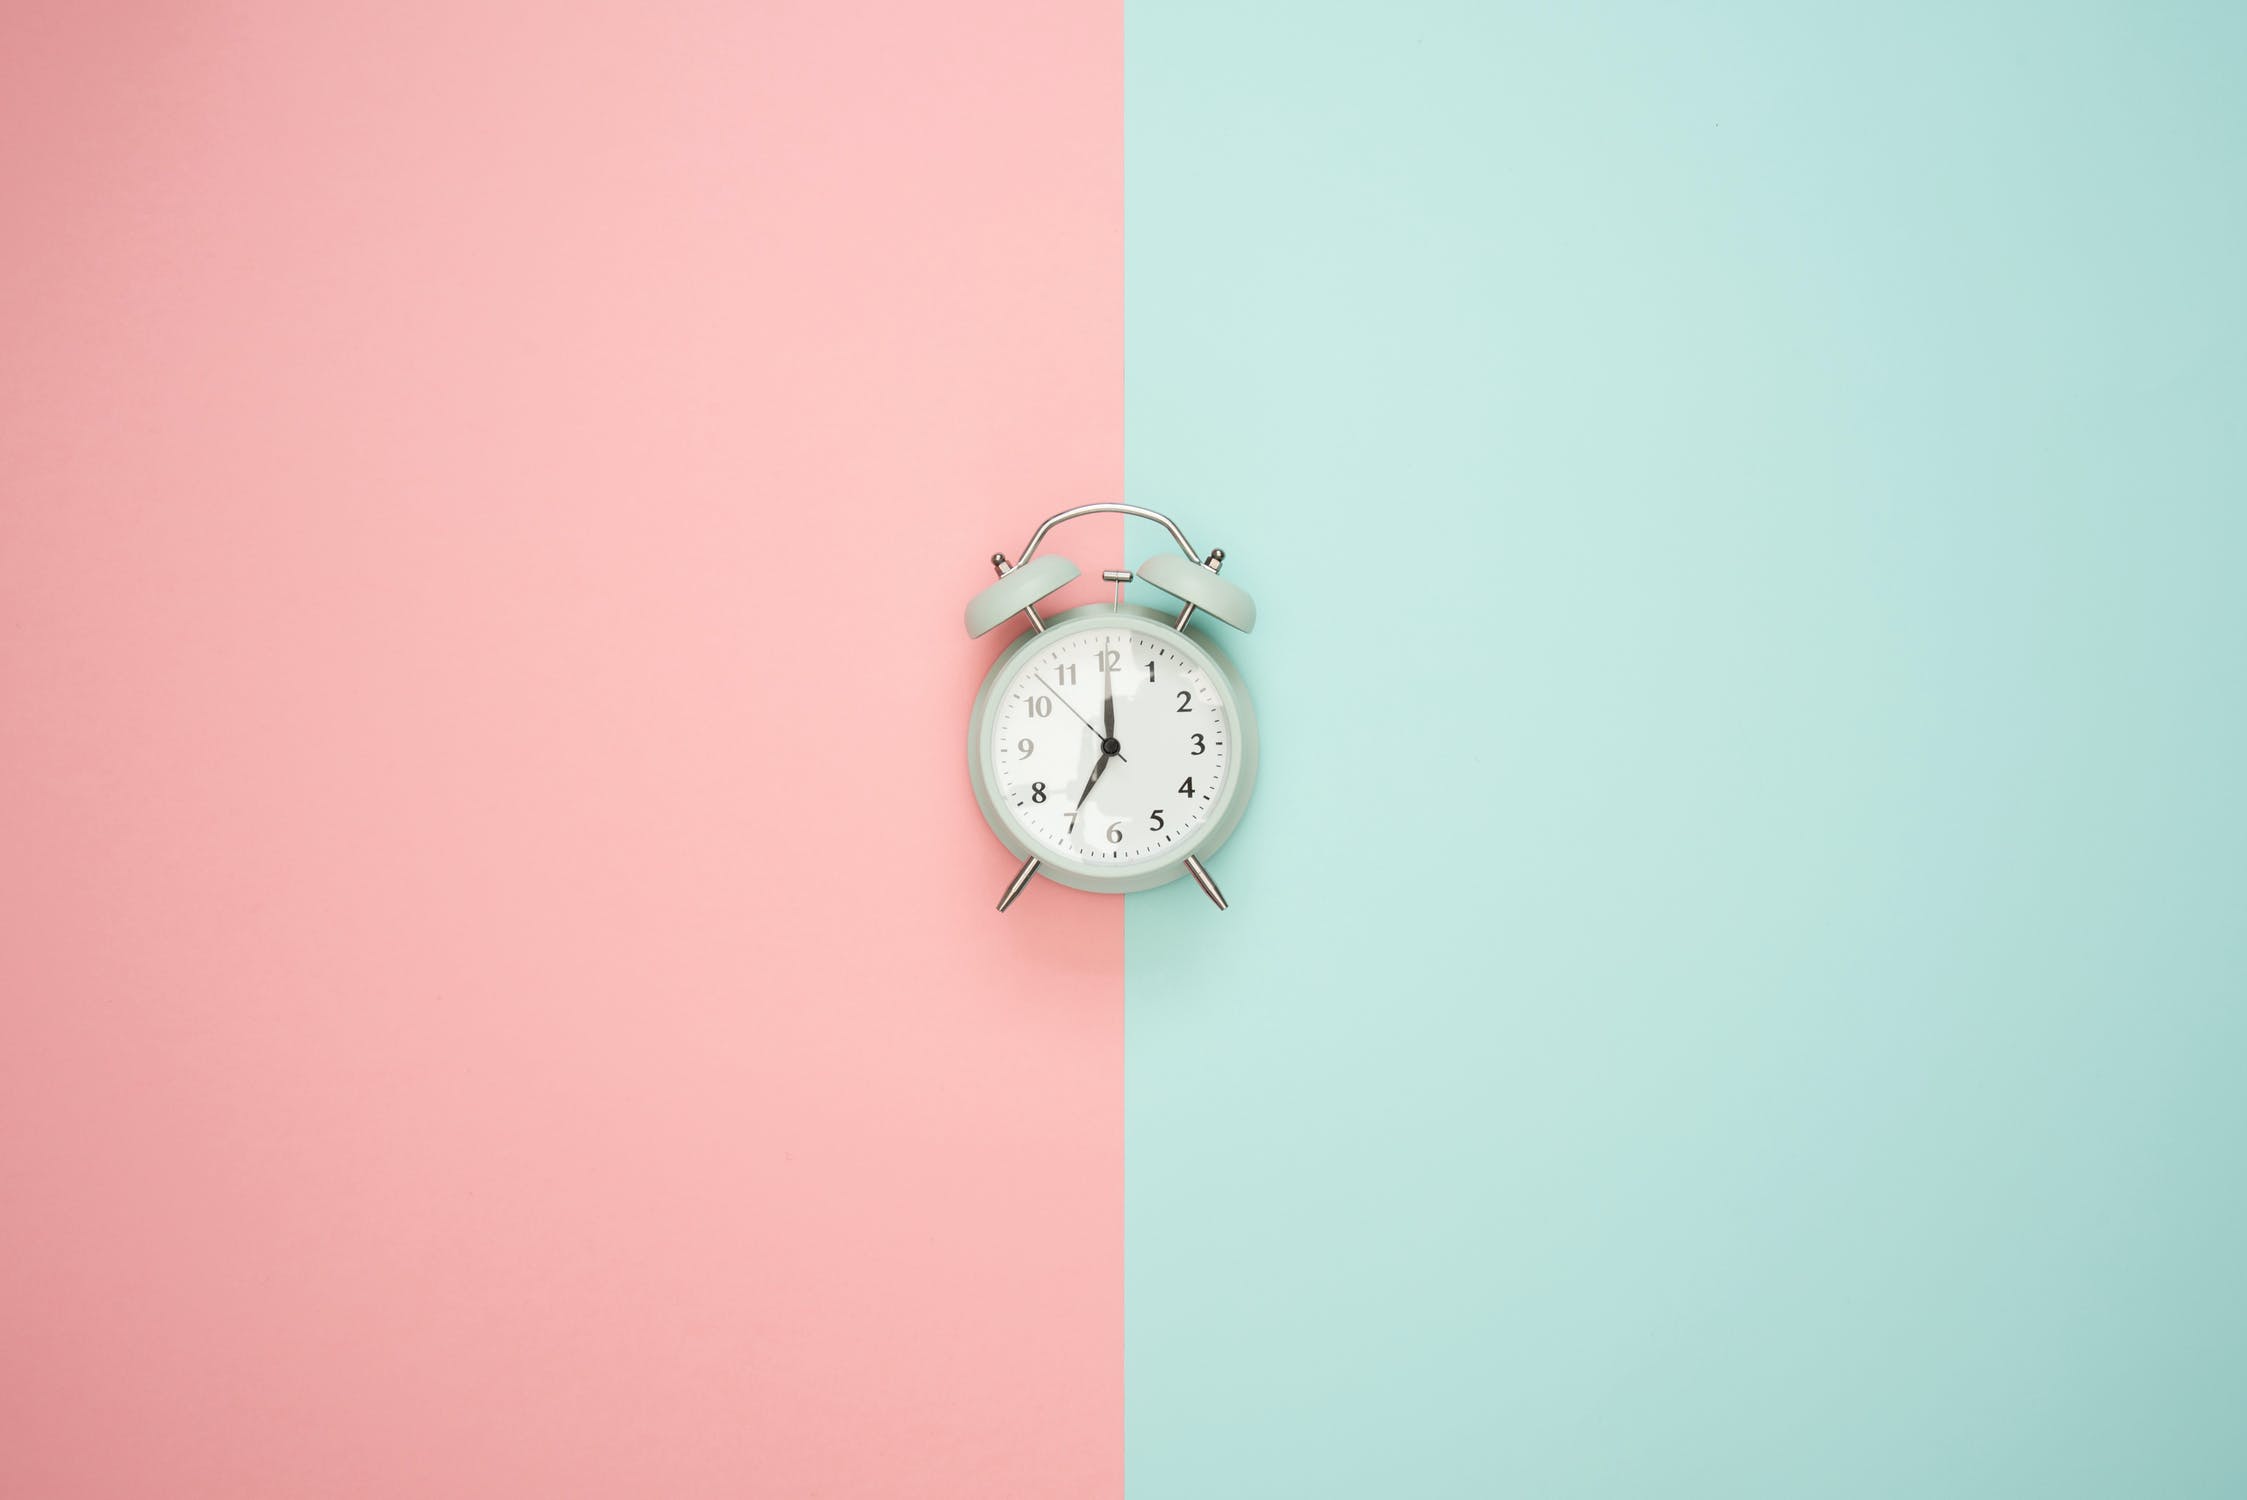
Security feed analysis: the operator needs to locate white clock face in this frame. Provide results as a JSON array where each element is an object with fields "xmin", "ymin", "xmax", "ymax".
[{"xmin": 988, "ymin": 621, "xmax": 1232, "ymax": 868}]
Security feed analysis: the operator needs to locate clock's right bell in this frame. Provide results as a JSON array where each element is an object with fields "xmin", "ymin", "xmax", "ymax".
[{"xmin": 1137, "ymin": 551, "xmax": 1256, "ymax": 632}]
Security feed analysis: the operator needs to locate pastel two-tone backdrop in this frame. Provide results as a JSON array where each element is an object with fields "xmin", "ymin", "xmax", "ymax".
[{"xmin": 4, "ymin": 3, "xmax": 2242, "ymax": 1496}]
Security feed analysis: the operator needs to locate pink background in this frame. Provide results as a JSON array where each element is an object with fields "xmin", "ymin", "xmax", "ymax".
[{"xmin": 2, "ymin": 3, "xmax": 1122, "ymax": 1494}]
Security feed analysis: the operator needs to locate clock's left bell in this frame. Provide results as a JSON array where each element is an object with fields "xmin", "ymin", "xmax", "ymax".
[{"xmin": 965, "ymin": 553, "xmax": 1079, "ymax": 637}]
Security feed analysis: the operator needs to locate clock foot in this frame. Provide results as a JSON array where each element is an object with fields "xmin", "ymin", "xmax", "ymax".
[
  {"xmin": 1182, "ymin": 855, "xmax": 1228, "ymax": 911},
  {"xmin": 997, "ymin": 854, "xmax": 1042, "ymax": 912}
]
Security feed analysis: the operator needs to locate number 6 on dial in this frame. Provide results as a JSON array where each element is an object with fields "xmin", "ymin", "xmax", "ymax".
[{"xmin": 964, "ymin": 504, "xmax": 1258, "ymax": 913}]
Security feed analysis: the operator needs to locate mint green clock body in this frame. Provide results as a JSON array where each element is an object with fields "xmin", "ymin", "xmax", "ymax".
[{"xmin": 962, "ymin": 506, "xmax": 1258, "ymax": 911}]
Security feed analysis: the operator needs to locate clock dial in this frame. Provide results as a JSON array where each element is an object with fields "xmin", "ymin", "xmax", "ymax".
[{"xmin": 989, "ymin": 622, "xmax": 1231, "ymax": 867}]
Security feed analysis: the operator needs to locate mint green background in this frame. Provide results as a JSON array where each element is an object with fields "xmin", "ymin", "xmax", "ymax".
[{"xmin": 1124, "ymin": 4, "xmax": 2247, "ymax": 1495}]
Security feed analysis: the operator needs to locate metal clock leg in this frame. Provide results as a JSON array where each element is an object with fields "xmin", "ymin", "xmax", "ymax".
[
  {"xmin": 997, "ymin": 854, "xmax": 1042, "ymax": 912},
  {"xmin": 1182, "ymin": 855, "xmax": 1227, "ymax": 910}
]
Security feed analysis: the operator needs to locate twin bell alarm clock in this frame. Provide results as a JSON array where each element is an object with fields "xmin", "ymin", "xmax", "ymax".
[{"xmin": 964, "ymin": 504, "xmax": 1258, "ymax": 912}]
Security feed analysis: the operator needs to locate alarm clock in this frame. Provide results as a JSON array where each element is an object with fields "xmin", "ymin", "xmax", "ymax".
[{"xmin": 964, "ymin": 503, "xmax": 1258, "ymax": 912}]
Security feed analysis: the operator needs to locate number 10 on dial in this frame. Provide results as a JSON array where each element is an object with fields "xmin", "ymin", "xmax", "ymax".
[{"xmin": 964, "ymin": 505, "xmax": 1259, "ymax": 910}]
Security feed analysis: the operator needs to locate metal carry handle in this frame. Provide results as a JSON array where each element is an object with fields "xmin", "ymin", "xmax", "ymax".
[{"xmin": 1016, "ymin": 503, "xmax": 1202, "ymax": 569}]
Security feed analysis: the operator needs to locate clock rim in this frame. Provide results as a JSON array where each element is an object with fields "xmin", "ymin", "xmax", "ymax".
[{"xmin": 967, "ymin": 603, "xmax": 1258, "ymax": 893}]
